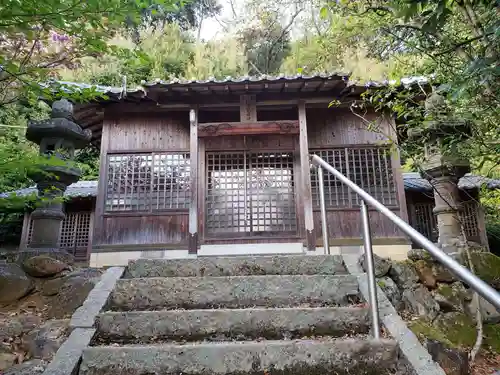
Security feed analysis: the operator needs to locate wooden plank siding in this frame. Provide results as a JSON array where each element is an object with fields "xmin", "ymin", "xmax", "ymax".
[
  {"xmin": 307, "ymin": 108, "xmax": 407, "ymax": 242},
  {"xmin": 92, "ymin": 106, "xmax": 411, "ymax": 250},
  {"xmin": 104, "ymin": 112, "xmax": 190, "ymax": 151},
  {"xmin": 306, "ymin": 108, "xmax": 388, "ymax": 147},
  {"xmin": 93, "ymin": 112, "xmax": 191, "ymax": 249},
  {"xmin": 100, "ymin": 213, "xmax": 189, "ymax": 245}
]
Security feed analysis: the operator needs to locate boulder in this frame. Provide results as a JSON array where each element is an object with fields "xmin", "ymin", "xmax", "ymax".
[
  {"xmin": 22, "ymin": 256, "xmax": 69, "ymax": 278},
  {"xmin": 41, "ymin": 268, "xmax": 102, "ymax": 297},
  {"xmin": 470, "ymin": 251, "xmax": 500, "ymax": 289},
  {"xmin": 413, "ymin": 260, "xmax": 437, "ymax": 289},
  {"xmin": 467, "ymin": 296, "xmax": 500, "ymax": 324},
  {"xmin": 15, "ymin": 249, "xmax": 74, "ymax": 266},
  {"xmin": 402, "ymin": 285, "xmax": 440, "ymax": 320},
  {"xmin": 433, "ymin": 312, "xmax": 476, "ymax": 348},
  {"xmin": 0, "ymin": 263, "xmax": 33, "ymax": 304},
  {"xmin": 426, "ymin": 339, "xmax": 469, "ymax": 375},
  {"xmin": 0, "ymin": 351, "xmax": 17, "ymax": 371},
  {"xmin": 3, "ymin": 359, "xmax": 47, "ymax": 375},
  {"xmin": 21, "ymin": 319, "xmax": 69, "ymax": 360},
  {"xmin": 377, "ymin": 276, "xmax": 402, "ymax": 308},
  {"xmin": 45, "ymin": 268, "xmax": 103, "ymax": 318},
  {"xmin": 408, "ymin": 249, "xmax": 433, "ymax": 262},
  {"xmin": 359, "ymin": 253, "xmax": 391, "ymax": 277},
  {"xmin": 432, "ymin": 282, "xmax": 469, "ymax": 312},
  {"xmin": 431, "ymin": 264, "xmax": 456, "ymax": 283},
  {"xmin": 0, "ymin": 314, "xmax": 42, "ymax": 341},
  {"xmin": 389, "ymin": 262, "xmax": 419, "ymax": 288}
]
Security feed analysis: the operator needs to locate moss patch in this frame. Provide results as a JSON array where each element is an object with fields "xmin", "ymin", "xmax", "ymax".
[
  {"xmin": 470, "ymin": 252, "xmax": 500, "ymax": 288},
  {"xmin": 436, "ymin": 284, "xmax": 454, "ymax": 299},
  {"xmin": 409, "ymin": 315, "xmax": 500, "ymax": 352},
  {"xmin": 484, "ymin": 323, "xmax": 500, "ymax": 352},
  {"xmin": 409, "ymin": 319, "xmax": 455, "ymax": 348},
  {"xmin": 409, "ymin": 313, "xmax": 477, "ymax": 349}
]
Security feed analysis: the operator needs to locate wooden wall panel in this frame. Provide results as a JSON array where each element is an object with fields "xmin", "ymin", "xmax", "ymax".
[
  {"xmin": 307, "ymin": 108, "xmax": 390, "ymax": 148},
  {"xmin": 106, "ymin": 113, "xmax": 190, "ymax": 151},
  {"xmin": 101, "ymin": 214, "xmax": 189, "ymax": 246},
  {"xmin": 313, "ymin": 209, "xmax": 404, "ymax": 240}
]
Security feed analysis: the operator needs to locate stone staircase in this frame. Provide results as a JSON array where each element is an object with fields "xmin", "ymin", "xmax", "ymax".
[{"xmin": 78, "ymin": 255, "xmax": 406, "ymax": 375}]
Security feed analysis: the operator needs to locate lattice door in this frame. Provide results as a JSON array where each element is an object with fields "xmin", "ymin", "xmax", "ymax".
[{"xmin": 205, "ymin": 151, "xmax": 297, "ymax": 237}]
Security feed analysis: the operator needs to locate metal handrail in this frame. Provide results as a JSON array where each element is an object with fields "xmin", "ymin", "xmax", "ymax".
[{"xmin": 311, "ymin": 154, "xmax": 500, "ymax": 338}]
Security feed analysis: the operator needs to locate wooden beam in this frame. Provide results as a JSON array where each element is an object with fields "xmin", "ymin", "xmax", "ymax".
[
  {"xmin": 240, "ymin": 94, "xmax": 257, "ymax": 122},
  {"xmin": 198, "ymin": 121, "xmax": 299, "ymax": 137},
  {"xmin": 298, "ymin": 100, "xmax": 316, "ymax": 251},
  {"xmin": 188, "ymin": 107, "xmax": 199, "ymax": 254}
]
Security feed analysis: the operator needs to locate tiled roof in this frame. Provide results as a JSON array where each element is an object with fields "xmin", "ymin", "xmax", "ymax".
[
  {"xmin": 2, "ymin": 172, "xmax": 498, "ymax": 200},
  {"xmin": 141, "ymin": 74, "xmax": 428, "ymax": 88},
  {"xmin": 60, "ymin": 74, "xmax": 429, "ymax": 102},
  {"xmin": 0, "ymin": 180, "xmax": 98, "ymax": 199},
  {"xmin": 403, "ymin": 172, "xmax": 500, "ymax": 191}
]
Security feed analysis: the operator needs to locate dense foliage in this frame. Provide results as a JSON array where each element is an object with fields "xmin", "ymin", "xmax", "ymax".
[{"xmin": 1, "ymin": 0, "xmax": 499, "ymax": 248}]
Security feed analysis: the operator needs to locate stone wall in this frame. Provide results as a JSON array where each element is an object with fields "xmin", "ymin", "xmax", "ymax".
[
  {"xmin": 0, "ymin": 256, "xmax": 102, "ymax": 373},
  {"xmin": 360, "ymin": 248, "xmax": 500, "ymax": 375}
]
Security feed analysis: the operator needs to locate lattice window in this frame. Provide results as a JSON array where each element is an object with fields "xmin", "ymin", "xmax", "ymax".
[
  {"xmin": 74, "ymin": 212, "xmax": 91, "ymax": 248},
  {"xmin": 59, "ymin": 213, "xmax": 78, "ymax": 248},
  {"xmin": 411, "ymin": 202, "xmax": 438, "ymax": 242},
  {"xmin": 461, "ymin": 200, "xmax": 479, "ymax": 239},
  {"xmin": 311, "ymin": 147, "xmax": 397, "ymax": 208},
  {"xmin": 105, "ymin": 152, "xmax": 190, "ymax": 212},
  {"xmin": 408, "ymin": 200, "xmax": 480, "ymax": 243},
  {"xmin": 27, "ymin": 217, "xmax": 34, "ymax": 244},
  {"xmin": 26, "ymin": 211, "xmax": 92, "ymax": 259}
]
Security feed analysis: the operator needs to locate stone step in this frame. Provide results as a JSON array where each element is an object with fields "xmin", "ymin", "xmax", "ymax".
[
  {"xmin": 124, "ymin": 255, "xmax": 346, "ymax": 278},
  {"xmin": 80, "ymin": 338, "xmax": 399, "ymax": 375},
  {"xmin": 96, "ymin": 306, "xmax": 370, "ymax": 343},
  {"xmin": 107, "ymin": 274, "xmax": 360, "ymax": 311}
]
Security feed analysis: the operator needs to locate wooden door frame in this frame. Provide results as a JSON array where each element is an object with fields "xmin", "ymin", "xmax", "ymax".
[{"xmin": 199, "ymin": 137, "xmax": 302, "ymax": 244}]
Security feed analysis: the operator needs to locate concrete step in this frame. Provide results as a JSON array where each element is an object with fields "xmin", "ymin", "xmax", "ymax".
[
  {"xmin": 124, "ymin": 255, "xmax": 347, "ymax": 278},
  {"xmin": 80, "ymin": 338, "xmax": 399, "ymax": 375},
  {"xmin": 107, "ymin": 274, "xmax": 360, "ymax": 311},
  {"xmin": 95, "ymin": 306, "xmax": 370, "ymax": 343}
]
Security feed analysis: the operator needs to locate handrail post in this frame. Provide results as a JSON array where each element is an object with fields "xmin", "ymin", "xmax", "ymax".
[
  {"xmin": 360, "ymin": 200, "xmax": 381, "ymax": 340},
  {"xmin": 317, "ymin": 166, "xmax": 330, "ymax": 254}
]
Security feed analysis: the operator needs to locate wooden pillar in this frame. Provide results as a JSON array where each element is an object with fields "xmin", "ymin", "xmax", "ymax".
[
  {"xmin": 298, "ymin": 100, "xmax": 315, "ymax": 251},
  {"xmin": 19, "ymin": 212, "xmax": 30, "ymax": 249},
  {"xmin": 188, "ymin": 107, "xmax": 199, "ymax": 254},
  {"xmin": 94, "ymin": 119, "xmax": 109, "ymax": 246},
  {"xmin": 388, "ymin": 115, "xmax": 409, "ymax": 223},
  {"xmin": 87, "ymin": 209, "xmax": 95, "ymax": 261}
]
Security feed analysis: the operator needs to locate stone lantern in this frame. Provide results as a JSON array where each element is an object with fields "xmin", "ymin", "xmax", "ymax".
[
  {"xmin": 408, "ymin": 92, "xmax": 471, "ymax": 253},
  {"xmin": 24, "ymin": 99, "xmax": 91, "ymax": 260}
]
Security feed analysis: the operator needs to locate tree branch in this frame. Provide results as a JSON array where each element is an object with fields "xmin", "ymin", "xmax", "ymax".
[{"xmin": 434, "ymin": 32, "xmax": 494, "ymax": 56}]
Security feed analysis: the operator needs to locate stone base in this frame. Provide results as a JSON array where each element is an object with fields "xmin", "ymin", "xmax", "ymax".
[{"xmin": 17, "ymin": 248, "xmax": 75, "ymax": 265}]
